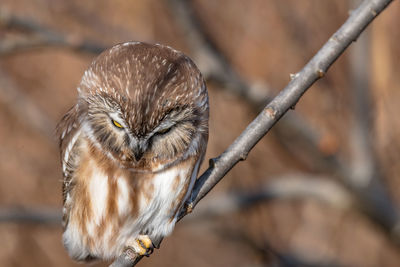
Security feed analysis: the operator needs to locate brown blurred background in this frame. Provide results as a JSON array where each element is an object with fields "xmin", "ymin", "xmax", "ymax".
[{"xmin": 1, "ymin": 0, "xmax": 400, "ymax": 266}]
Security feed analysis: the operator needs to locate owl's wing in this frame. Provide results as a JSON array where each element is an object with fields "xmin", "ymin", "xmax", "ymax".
[{"xmin": 56, "ymin": 104, "xmax": 83, "ymax": 226}]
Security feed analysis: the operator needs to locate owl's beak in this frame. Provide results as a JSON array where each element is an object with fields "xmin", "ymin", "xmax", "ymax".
[
  {"xmin": 133, "ymin": 148, "xmax": 144, "ymax": 162},
  {"xmin": 131, "ymin": 138, "xmax": 145, "ymax": 162}
]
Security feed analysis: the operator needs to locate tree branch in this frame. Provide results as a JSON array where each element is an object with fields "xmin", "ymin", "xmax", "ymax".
[
  {"xmin": 187, "ymin": 0, "xmax": 393, "ymax": 214},
  {"xmin": 169, "ymin": 0, "xmax": 400, "ymax": 240},
  {"xmin": 110, "ymin": 0, "xmax": 394, "ymax": 266}
]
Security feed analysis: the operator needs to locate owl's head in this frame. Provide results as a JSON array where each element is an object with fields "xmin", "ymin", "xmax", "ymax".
[{"xmin": 76, "ymin": 42, "xmax": 208, "ymax": 171}]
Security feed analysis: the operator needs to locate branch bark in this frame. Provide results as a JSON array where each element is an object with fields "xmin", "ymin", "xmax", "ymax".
[{"xmin": 110, "ymin": 0, "xmax": 394, "ymax": 265}]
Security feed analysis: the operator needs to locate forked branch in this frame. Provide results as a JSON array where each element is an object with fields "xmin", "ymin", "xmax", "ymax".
[{"xmin": 111, "ymin": 0, "xmax": 394, "ymax": 266}]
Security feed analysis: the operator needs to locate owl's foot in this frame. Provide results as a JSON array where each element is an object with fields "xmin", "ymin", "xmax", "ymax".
[{"xmin": 126, "ymin": 235, "xmax": 154, "ymax": 257}]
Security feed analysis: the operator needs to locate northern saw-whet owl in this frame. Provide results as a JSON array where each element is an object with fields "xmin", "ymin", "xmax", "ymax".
[{"xmin": 57, "ymin": 42, "xmax": 209, "ymax": 261}]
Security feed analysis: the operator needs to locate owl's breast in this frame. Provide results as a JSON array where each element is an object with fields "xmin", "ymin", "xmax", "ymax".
[{"xmin": 63, "ymin": 138, "xmax": 199, "ymax": 260}]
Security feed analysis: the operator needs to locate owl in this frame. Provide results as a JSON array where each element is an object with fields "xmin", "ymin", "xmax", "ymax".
[{"xmin": 56, "ymin": 42, "xmax": 209, "ymax": 261}]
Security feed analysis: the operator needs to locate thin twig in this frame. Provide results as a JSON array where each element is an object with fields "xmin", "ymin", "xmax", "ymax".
[{"xmin": 111, "ymin": 0, "xmax": 394, "ymax": 266}]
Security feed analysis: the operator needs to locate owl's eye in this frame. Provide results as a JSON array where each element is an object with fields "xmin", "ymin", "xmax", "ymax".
[
  {"xmin": 111, "ymin": 119, "xmax": 124, "ymax": 129},
  {"xmin": 157, "ymin": 127, "xmax": 171, "ymax": 135}
]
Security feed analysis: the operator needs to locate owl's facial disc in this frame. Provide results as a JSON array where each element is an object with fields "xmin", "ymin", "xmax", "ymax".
[{"xmin": 86, "ymin": 101, "xmax": 197, "ymax": 171}]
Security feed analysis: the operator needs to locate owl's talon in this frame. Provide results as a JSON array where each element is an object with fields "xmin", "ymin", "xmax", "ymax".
[
  {"xmin": 126, "ymin": 235, "xmax": 154, "ymax": 257},
  {"xmin": 138, "ymin": 238, "xmax": 154, "ymax": 257},
  {"xmin": 185, "ymin": 202, "xmax": 194, "ymax": 214},
  {"xmin": 143, "ymin": 246, "xmax": 153, "ymax": 257}
]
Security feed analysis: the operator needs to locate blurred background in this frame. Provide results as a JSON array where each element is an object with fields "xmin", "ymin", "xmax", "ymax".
[{"xmin": 1, "ymin": 0, "xmax": 400, "ymax": 266}]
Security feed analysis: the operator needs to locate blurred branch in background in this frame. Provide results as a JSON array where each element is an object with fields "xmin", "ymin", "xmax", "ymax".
[
  {"xmin": 111, "ymin": 0, "xmax": 395, "ymax": 266},
  {"xmin": 222, "ymin": 230, "xmax": 344, "ymax": 267},
  {"xmin": 169, "ymin": 0, "xmax": 349, "ymax": 174},
  {"xmin": 347, "ymin": 13, "xmax": 400, "ymax": 240},
  {"xmin": 0, "ymin": 207, "xmax": 61, "ymax": 225},
  {"xmin": 0, "ymin": 69, "xmax": 55, "ymax": 139},
  {"xmin": 167, "ymin": 0, "xmax": 271, "ymax": 109},
  {"xmin": 167, "ymin": 0, "xmax": 350, "ymax": 177},
  {"xmin": 189, "ymin": 174, "xmax": 355, "ymax": 221},
  {"xmin": 0, "ymin": 8, "xmax": 106, "ymax": 55}
]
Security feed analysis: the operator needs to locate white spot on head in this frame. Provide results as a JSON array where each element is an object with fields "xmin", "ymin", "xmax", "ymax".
[
  {"xmin": 151, "ymin": 56, "xmax": 158, "ymax": 63},
  {"xmin": 122, "ymin": 41, "xmax": 140, "ymax": 47},
  {"xmin": 167, "ymin": 64, "xmax": 172, "ymax": 73}
]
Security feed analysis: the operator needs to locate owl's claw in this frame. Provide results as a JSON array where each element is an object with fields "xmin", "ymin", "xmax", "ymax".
[
  {"xmin": 185, "ymin": 202, "xmax": 194, "ymax": 214},
  {"xmin": 138, "ymin": 235, "xmax": 154, "ymax": 257},
  {"xmin": 126, "ymin": 235, "xmax": 154, "ymax": 257}
]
